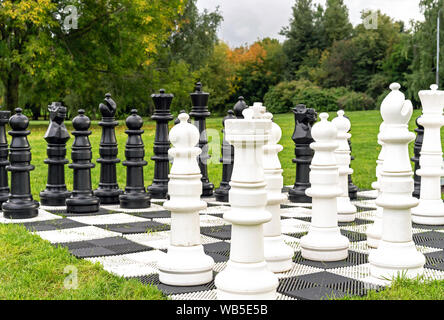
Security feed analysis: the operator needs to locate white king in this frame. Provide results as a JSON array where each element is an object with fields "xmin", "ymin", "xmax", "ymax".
[{"xmin": 411, "ymin": 84, "xmax": 444, "ymax": 225}]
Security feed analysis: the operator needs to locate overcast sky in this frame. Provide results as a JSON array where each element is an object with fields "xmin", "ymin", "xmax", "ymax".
[{"xmin": 196, "ymin": 0, "xmax": 424, "ymax": 47}]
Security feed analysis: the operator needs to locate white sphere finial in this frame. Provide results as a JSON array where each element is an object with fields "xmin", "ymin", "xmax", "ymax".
[
  {"xmin": 178, "ymin": 113, "xmax": 189, "ymax": 123},
  {"xmin": 320, "ymin": 113, "xmax": 329, "ymax": 121},
  {"xmin": 169, "ymin": 112, "xmax": 199, "ymax": 149},
  {"xmin": 390, "ymin": 83, "xmax": 401, "ymax": 91},
  {"xmin": 332, "ymin": 110, "xmax": 351, "ymax": 134},
  {"xmin": 430, "ymin": 84, "xmax": 439, "ymax": 91}
]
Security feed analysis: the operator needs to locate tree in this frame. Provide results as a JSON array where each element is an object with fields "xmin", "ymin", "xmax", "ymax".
[{"xmin": 320, "ymin": 0, "xmax": 353, "ymax": 48}]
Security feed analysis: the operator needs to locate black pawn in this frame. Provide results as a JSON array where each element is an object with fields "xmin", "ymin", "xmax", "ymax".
[
  {"xmin": 2, "ymin": 108, "xmax": 39, "ymax": 219},
  {"xmin": 94, "ymin": 93, "xmax": 122, "ymax": 204},
  {"xmin": 214, "ymin": 110, "xmax": 236, "ymax": 202},
  {"xmin": 0, "ymin": 108, "xmax": 10, "ymax": 205},
  {"xmin": 147, "ymin": 89, "xmax": 174, "ymax": 199},
  {"xmin": 40, "ymin": 102, "xmax": 71, "ymax": 206},
  {"xmin": 190, "ymin": 82, "xmax": 214, "ymax": 197},
  {"xmin": 344, "ymin": 114, "xmax": 358, "ymax": 200},
  {"xmin": 412, "ymin": 116, "xmax": 424, "ymax": 199},
  {"xmin": 66, "ymin": 110, "xmax": 100, "ymax": 214},
  {"xmin": 288, "ymin": 104, "xmax": 317, "ymax": 203},
  {"xmin": 233, "ymin": 96, "xmax": 248, "ymax": 119},
  {"xmin": 120, "ymin": 110, "xmax": 151, "ymax": 209}
]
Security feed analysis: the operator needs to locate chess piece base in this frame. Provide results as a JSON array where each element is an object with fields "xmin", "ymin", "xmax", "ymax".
[
  {"xmin": 119, "ymin": 192, "xmax": 151, "ymax": 209},
  {"xmin": 66, "ymin": 196, "xmax": 100, "ymax": 214},
  {"xmin": 337, "ymin": 197, "xmax": 357, "ymax": 222},
  {"xmin": 288, "ymin": 187, "xmax": 312, "ymax": 203},
  {"xmin": 201, "ymin": 182, "xmax": 214, "ymax": 197},
  {"xmin": 2, "ymin": 200, "xmax": 39, "ymax": 219},
  {"xmin": 40, "ymin": 190, "xmax": 71, "ymax": 207},
  {"xmin": 0, "ymin": 192, "xmax": 9, "ymax": 206},
  {"xmin": 366, "ymin": 212, "xmax": 382, "ymax": 248},
  {"xmin": 369, "ymin": 240, "xmax": 425, "ymax": 280},
  {"xmin": 264, "ymin": 235, "xmax": 294, "ymax": 273},
  {"xmin": 411, "ymin": 200, "xmax": 444, "ymax": 225},
  {"xmin": 147, "ymin": 183, "xmax": 168, "ymax": 200},
  {"xmin": 159, "ymin": 245, "xmax": 214, "ymax": 286},
  {"xmin": 215, "ymin": 260, "xmax": 278, "ymax": 300},
  {"xmin": 94, "ymin": 188, "xmax": 122, "ymax": 205},
  {"xmin": 214, "ymin": 185, "xmax": 229, "ymax": 203},
  {"xmin": 301, "ymin": 226, "xmax": 349, "ymax": 261}
]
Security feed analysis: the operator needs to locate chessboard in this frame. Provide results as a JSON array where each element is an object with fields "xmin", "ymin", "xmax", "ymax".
[{"xmin": 3, "ymin": 188, "xmax": 444, "ymax": 301}]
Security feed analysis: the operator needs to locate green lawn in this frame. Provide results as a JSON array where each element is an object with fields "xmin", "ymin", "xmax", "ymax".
[{"xmin": 1, "ymin": 109, "xmax": 443, "ymax": 300}]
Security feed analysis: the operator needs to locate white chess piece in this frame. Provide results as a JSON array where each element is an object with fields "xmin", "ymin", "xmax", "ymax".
[
  {"xmin": 369, "ymin": 83, "xmax": 425, "ymax": 281},
  {"xmin": 158, "ymin": 113, "xmax": 215, "ymax": 286},
  {"xmin": 332, "ymin": 110, "xmax": 357, "ymax": 222},
  {"xmin": 300, "ymin": 113, "xmax": 349, "ymax": 261},
  {"xmin": 262, "ymin": 112, "xmax": 294, "ymax": 273},
  {"xmin": 411, "ymin": 84, "xmax": 444, "ymax": 225},
  {"xmin": 366, "ymin": 122, "xmax": 387, "ymax": 248},
  {"xmin": 215, "ymin": 105, "xmax": 278, "ymax": 300}
]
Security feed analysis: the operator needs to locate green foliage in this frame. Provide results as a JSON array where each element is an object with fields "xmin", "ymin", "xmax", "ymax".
[
  {"xmin": 337, "ymin": 91, "xmax": 375, "ymax": 111},
  {"xmin": 263, "ymin": 80, "xmax": 313, "ymax": 113},
  {"xmin": 294, "ymin": 86, "xmax": 339, "ymax": 112},
  {"xmin": 320, "ymin": 0, "xmax": 353, "ymax": 48}
]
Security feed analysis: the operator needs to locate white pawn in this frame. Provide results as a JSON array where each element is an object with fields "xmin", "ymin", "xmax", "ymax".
[
  {"xmin": 411, "ymin": 84, "xmax": 444, "ymax": 225},
  {"xmin": 369, "ymin": 83, "xmax": 425, "ymax": 281},
  {"xmin": 366, "ymin": 122, "xmax": 387, "ymax": 248},
  {"xmin": 158, "ymin": 113, "xmax": 215, "ymax": 286},
  {"xmin": 262, "ymin": 112, "xmax": 294, "ymax": 273},
  {"xmin": 301, "ymin": 113, "xmax": 349, "ymax": 261},
  {"xmin": 332, "ymin": 110, "xmax": 357, "ymax": 222},
  {"xmin": 215, "ymin": 105, "xmax": 278, "ymax": 300}
]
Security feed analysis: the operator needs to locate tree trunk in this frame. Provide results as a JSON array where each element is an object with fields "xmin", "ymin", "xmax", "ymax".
[{"xmin": 5, "ymin": 69, "xmax": 19, "ymax": 112}]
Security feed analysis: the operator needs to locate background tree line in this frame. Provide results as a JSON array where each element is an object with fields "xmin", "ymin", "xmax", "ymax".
[{"xmin": 0, "ymin": 0, "xmax": 442, "ymax": 119}]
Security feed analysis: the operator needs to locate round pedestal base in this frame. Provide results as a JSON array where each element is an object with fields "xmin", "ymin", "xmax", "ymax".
[
  {"xmin": 411, "ymin": 200, "xmax": 444, "ymax": 225},
  {"xmin": 369, "ymin": 240, "xmax": 425, "ymax": 280},
  {"xmin": 366, "ymin": 219, "xmax": 382, "ymax": 249},
  {"xmin": 66, "ymin": 196, "xmax": 100, "ymax": 214},
  {"xmin": 0, "ymin": 192, "xmax": 9, "ymax": 206},
  {"xmin": 301, "ymin": 226, "xmax": 349, "ymax": 261},
  {"xmin": 119, "ymin": 193, "xmax": 151, "ymax": 209},
  {"xmin": 159, "ymin": 245, "xmax": 215, "ymax": 286},
  {"xmin": 201, "ymin": 182, "xmax": 214, "ymax": 197},
  {"xmin": 40, "ymin": 190, "xmax": 71, "ymax": 207},
  {"xmin": 2, "ymin": 200, "xmax": 39, "ymax": 219},
  {"xmin": 215, "ymin": 260, "xmax": 278, "ymax": 300},
  {"xmin": 214, "ymin": 187, "xmax": 229, "ymax": 203},
  {"xmin": 337, "ymin": 197, "xmax": 357, "ymax": 222},
  {"xmin": 94, "ymin": 188, "xmax": 122, "ymax": 205},
  {"xmin": 147, "ymin": 183, "xmax": 168, "ymax": 200},
  {"xmin": 288, "ymin": 188, "xmax": 311, "ymax": 203},
  {"xmin": 264, "ymin": 235, "xmax": 294, "ymax": 273}
]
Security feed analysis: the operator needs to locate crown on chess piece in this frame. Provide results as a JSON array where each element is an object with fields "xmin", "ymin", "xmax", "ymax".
[{"xmin": 418, "ymin": 84, "xmax": 444, "ymax": 118}]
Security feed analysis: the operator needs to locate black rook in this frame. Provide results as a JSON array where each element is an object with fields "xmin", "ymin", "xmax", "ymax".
[
  {"xmin": 147, "ymin": 89, "xmax": 174, "ymax": 199},
  {"xmin": 2, "ymin": 108, "xmax": 39, "ymax": 219},
  {"xmin": 0, "ymin": 108, "xmax": 10, "ymax": 206},
  {"xmin": 189, "ymin": 82, "xmax": 214, "ymax": 197},
  {"xmin": 66, "ymin": 110, "xmax": 100, "ymax": 213},
  {"xmin": 40, "ymin": 102, "xmax": 71, "ymax": 206},
  {"xmin": 120, "ymin": 110, "xmax": 151, "ymax": 209},
  {"xmin": 412, "ymin": 116, "xmax": 424, "ymax": 199}
]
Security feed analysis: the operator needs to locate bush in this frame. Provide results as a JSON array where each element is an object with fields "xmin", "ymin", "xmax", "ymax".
[
  {"xmin": 263, "ymin": 80, "xmax": 313, "ymax": 114},
  {"xmin": 337, "ymin": 91, "xmax": 375, "ymax": 111},
  {"xmin": 293, "ymin": 87, "xmax": 339, "ymax": 112}
]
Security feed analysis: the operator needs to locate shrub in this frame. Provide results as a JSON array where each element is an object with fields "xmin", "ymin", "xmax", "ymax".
[
  {"xmin": 264, "ymin": 80, "xmax": 314, "ymax": 114},
  {"xmin": 293, "ymin": 87, "xmax": 339, "ymax": 112},
  {"xmin": 337, "ymin": 91, "xmax": 375, "ymax": 111}
]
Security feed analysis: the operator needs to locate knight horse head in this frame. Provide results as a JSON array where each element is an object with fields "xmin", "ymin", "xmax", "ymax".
[
  {"xmin": 48, "ymin": 102, "xmax": 67, "ymax": 125},
  {"xmin": 99, "ymin": 93, "xmax": 117, "ymax": 118}
]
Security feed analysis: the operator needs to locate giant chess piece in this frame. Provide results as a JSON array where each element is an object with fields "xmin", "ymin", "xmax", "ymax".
[
  {"xmin": 159, "ymin": 113, "xmax": 214, "ymax": 286},
  {"xmin": 2, "ymin": 108, "xmax": 39, "ymax": 219},
  {"xmin": 189, "ymin": 82, "xmax": 214, "ymax": 197},
  {"xmin": 346, "ymin": 115, "xmax": 358, "ymax": 200},
  {"xmin": 366, "ymin": 122, "xmax": 387, "ymax": 249},
  {"xmin": 411, "ymin": 84, "xmax": 444, "ymax": 225},
  {"xmin": 300, "ymin": 113, "xmax": 349, "ymax": 261},
  {"xmin": 233, "ymin": 96, "xmax": 248, "ymax": 119},
  {"xmin": 0, "ymin": 108, "xmax": 10, "ymax": 205},
  {"xmin": 148, "ymin": 89, "xmax": 174, "ymax": 199},
  {"xmin": 66, "ymin": 110, "xmax": 100, "ymax": 214},
  {"xmin": 262, "ymin": 112, "xmax": 293, "ymax": 273},
  {"xmin": 332, "ymin": 110, "xmax": 357, "ymax": 222},
  {"xmin": 120, "ymin": 110, "xmax": 151, "ymax": 209},
  {"xmin": 411, "ymin": 116, "xmax": 424, "ymax": 199},
  {"xmin": 40, "ymin": 102, "xmax": 71, "ymax": 206},
  {"xmin": 214, "ymin": 110, "xmax": 236, "ymax": 202},
  {"xmin": 215, "ymin": 105, "xmax": 279, "ymax": 300},
  {"xmin": 369, "ymin": 83, "xmax": 425, "ymax": 281},
  {"xmin": 288, "ymin": 104, "xmax": 317, "ymax": 203},
  {"xmin": 94, "ymin": 93, "xmax": 122, "ymax": 204}
]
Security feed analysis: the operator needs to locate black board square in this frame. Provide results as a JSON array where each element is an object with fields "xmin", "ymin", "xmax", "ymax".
[
  {"xmin": 105, "ymin": 242, "xmax": 153, "ymax": 255},
  {"xmin": 355, "ymin": 205, "xmax": 376, "ymax": 213},
  {"xmin": 203, "ymin": 241, "xmax": 231, "ymax": 254},
  {"xmin": 127, "ymin": 210, "xmax": 171, "ymax": 220},
  {"xmin": 294, "ymin": 216, "xmax": 311, "ymax": 223},
  {"xmin": 285, "ymin": 232, "xmax": 308, "ymax": 239},
  {"xmin": 96, "ymin": 221, "xmax": 170, "ymax": 234},
  {"xmin": 412, "ymin": 223, "xmax": 444, "ymax": 231},
  {"xmin": 207, "ymin": 252, "xmax": 229, "ymax": 263},
  {"xmin": 201, "ymin": 225, "xmax": 232, "ymax": 240},
  {"xmin": 340, "ymin": 229, "xmax": 367, "ymax": 242},
  {"xmin": 293, "ymin": 250, "xmax": 368, "ymax": 269},
  {"xmin": 285, "ymin": 286, "xmax": 345, "ymax": 300},
  {"xmin": 131, "ymin": 274, "xmax": 216, "ymax": 295},
  {"xmin": 70, "ymin": 247, "xmax": 115, "ymax": 258},
  {"xmin": 22, "ymin": 218, "xmax": 87, "ymax": 232},
  {"xmin": 338, "ymin": 218, "xmax": 372, "ymax": 227},
  {"xmin": 45, "ymin": 207, "xmax": 114, "ymax": 217},
  {"xmin": 425, "ymin": 250, "xmax": 444, "ymax": 261}
]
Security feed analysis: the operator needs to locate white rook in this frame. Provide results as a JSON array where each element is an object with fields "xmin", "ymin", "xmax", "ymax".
[
  {"xmin": 369, "ymin": 83, "xmax": 425, "ymax": 280},
  {"xmin": 262, "ymin": 112, "xmax": 293, "ymax": 273},
  {"xmin": 301, "ymin": 113, "xmax": 349, "ymax": 261},
  {"xmin": 332, "ymin": 110, "xmax": 357, "ymax": 222},
  {"xmin": 215, "ymin": 105, "xmax": 278, "ymax": 300},
  {"xmin": 411, "ymin": 84, "xmax": 444, "ymax": 225},
  {"xmin": 158, "ymin": 113, "xmax": 215, "ymax": 286}
]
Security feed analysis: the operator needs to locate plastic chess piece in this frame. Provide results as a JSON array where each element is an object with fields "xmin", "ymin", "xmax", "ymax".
[
  {"xmin": 119, "ymin": 110, "xmax": 151, "ymax": 209},
  {"xmin": 40, "ymin": 102, "xmax": 71, "ymax": 206},
  {"xmin": 233, "ymin": 96, "xmax": 248, "ymax": 119},
  {"xmin": 148, "ymin": 89, "xmax": 174, "ymax": 199},
  {"xmin": 369, "ymin": 83, "xmax": 425, "ymax": 281},
  {"xmin": 411, "ymin": 116, "xmax": 424, "ymax": 199},
  {"xmin": 0, "ymin": 107, "xmax": 10, "ymax": 206},
  {"xmin": 344, "ymin": 114, "xmax": 358, "ymax": 200},
  {"xmin": 300, "ymin": 113, "xmax": 349, "ymax": 261},
  {"xmin": 66, "ymin": 110, "xmax": 100, "ymax": 214},
  {"xmin": 158, "ymin": 113, "xmax": 214, "ymax": 286},
  {"xmin": 2, "ymin": 108, "xmax": 39, "ymax": 219}
]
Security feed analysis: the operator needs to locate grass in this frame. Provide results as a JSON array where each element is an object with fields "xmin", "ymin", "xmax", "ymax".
[{"xmin": 1, "ymin": 109, "xmax": 444, "ymax": 300}]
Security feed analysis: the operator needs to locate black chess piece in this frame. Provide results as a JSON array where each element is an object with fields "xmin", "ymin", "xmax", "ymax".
[
  {"xmin": 214, "ymin": 109, "xmax": 236, "ymax": 202},
  {"xmin": 189, "ymin": 82, "xmax": 214, "ymax": 197},
  {"xmin": 40, "ymin": 102, "xmax": 71, "ymax": 206},
  {"xmin": 66, "ymin": 110, "xmax": 100, "ymax": 214},
  {"xmin": 94, "ymin": 93, "xmax": 122, "ymax": 204},
  {"xmin": 0, "ymin": 108, "xmax": 10, "ymax": 206},
  {"xmin": 412, "ymin": 116, "xmax": 424, "ymax": 199},
  {"xmin": 120, "ymin": 110, "xmax": 151, "ymax": 209},
  {"xmin": 174, "ymin": 110, "xmax": 188, "ymax": 125},
  {"xmin": 2, "ymin": 108, "xmax": 39, "ymax": 219},
  {"xmin": 288, "ymin": 104, "xmax": 317, "ymax": 203},
  {"xmin": 147, "ymin": 89, "xmax": 174, "ymax": 199},
  {"xmin": 344, "ymin": 114, "xmax": 358, "ymax": 200},
  {"xmin": 233, "ymin": 96, "xmax": 248, "ymax": 119}
]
